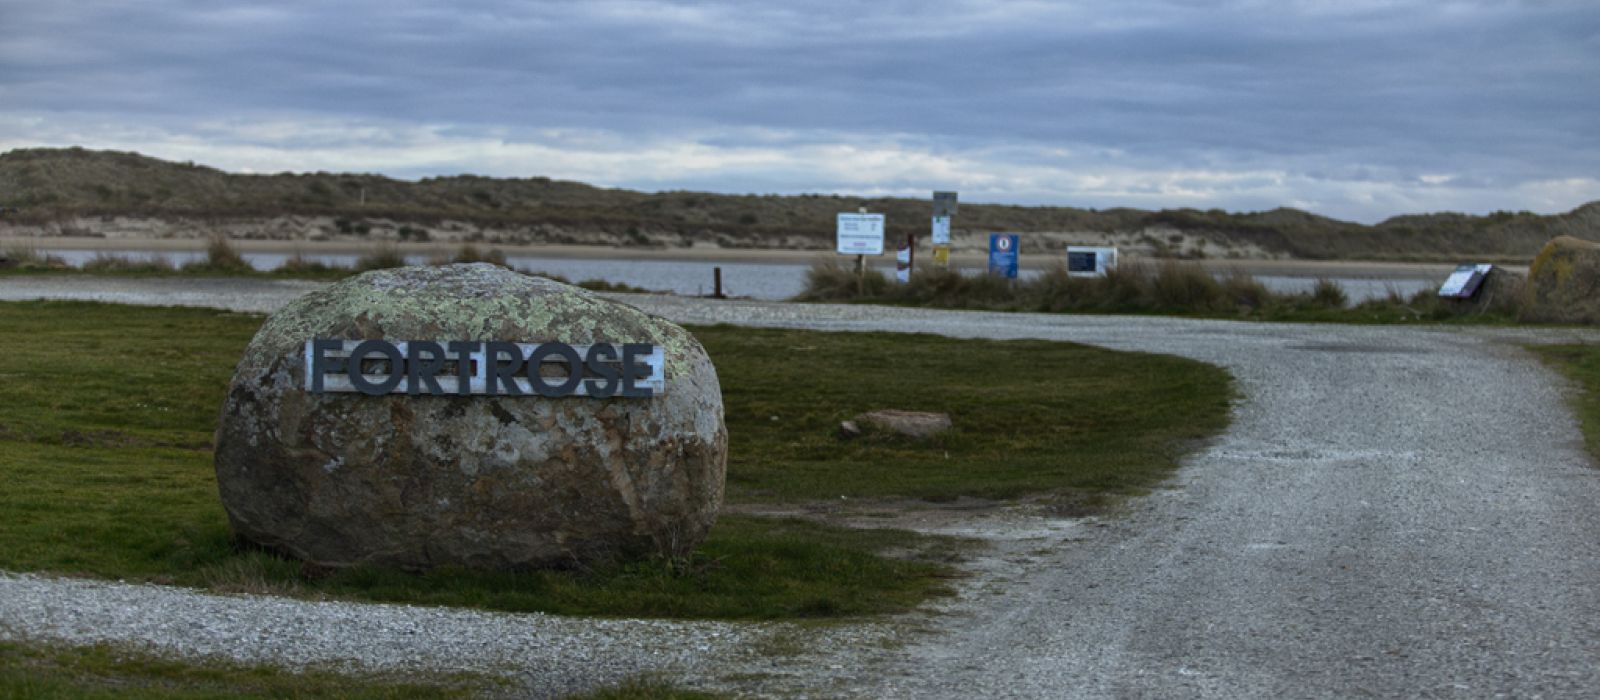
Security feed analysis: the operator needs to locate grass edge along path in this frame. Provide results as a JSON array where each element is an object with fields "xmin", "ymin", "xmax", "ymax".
[
  {"xmin": 0, "ymin": 638, "xmax": 726, "ymax": 699},
  {"xmin": 1530, "ymin": 344, "xmax": 1600, "ymax": 462},
  {"xmin": 0, "ymin": 639, "xmax": 494, "ymax": 699},
  {"xmin": 0, "ymin": 300, "xmax": 1232, "ymax": 621}
]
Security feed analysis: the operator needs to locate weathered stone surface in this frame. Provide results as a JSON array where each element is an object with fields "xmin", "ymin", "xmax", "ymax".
[
  {"xmin": 852, "ymin": 410, "xmax": 952, "ymax": 440},
  {"xmin": 1521, "ymin": 236, "xmax": 1600, "ymax": 324},
  {"xmin": 214, "ymin": 263, "xmax": 726, "ymax": 571}
]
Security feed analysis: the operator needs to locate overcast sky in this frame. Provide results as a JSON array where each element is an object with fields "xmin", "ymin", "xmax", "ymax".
[{"xmin": 2, "ymin": 0, "xmax": 1596, "ymax": 222}]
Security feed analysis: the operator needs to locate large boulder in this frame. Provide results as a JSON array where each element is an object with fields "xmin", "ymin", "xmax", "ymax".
[
  {"xmin": 214, "ymin": 264, "xmax": 726, "ymax": 571},
  {"xmin": 1521, "ymin": 236, "xmax": 1600, "ymax": 324}
]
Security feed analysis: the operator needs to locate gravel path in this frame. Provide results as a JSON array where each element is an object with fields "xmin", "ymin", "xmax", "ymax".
[{"xmin": 4, "ymin": 276, "xmax": 1600, "ymax": 698}]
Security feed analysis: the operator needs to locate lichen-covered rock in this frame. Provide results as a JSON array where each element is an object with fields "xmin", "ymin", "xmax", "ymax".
[
  {"xmin": 1521, "ymin": 236, "xmax": 1600, "ymax": 324},
  {"xmin": 214, "ymin": 263, "xmax": 726, "ymax": 571}
]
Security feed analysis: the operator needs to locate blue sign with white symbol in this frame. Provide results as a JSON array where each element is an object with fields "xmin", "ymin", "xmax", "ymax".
[{"xmin": 988, "ymin": 234, "xmax": 1019, "ymax": 278}]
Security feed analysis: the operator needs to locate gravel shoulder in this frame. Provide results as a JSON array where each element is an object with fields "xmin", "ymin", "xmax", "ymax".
[{"xmin": 3, "ymin": 276, "xmax": 1600, "ymax": 698}]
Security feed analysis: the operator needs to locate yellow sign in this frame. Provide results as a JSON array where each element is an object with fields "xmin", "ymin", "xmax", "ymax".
[{"xmin": 933, "ymin": 246, "xmax": 950, "ymax": 265}]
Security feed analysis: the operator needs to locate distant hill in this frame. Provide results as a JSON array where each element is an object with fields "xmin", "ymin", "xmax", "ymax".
[{"xmin": 2, "ymin": 147, "xmax": 1595, "ymax": 261}]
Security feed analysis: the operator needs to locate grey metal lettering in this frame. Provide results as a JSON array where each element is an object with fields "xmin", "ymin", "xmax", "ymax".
[
  {"xmin": 620, "ymin": 343, "xmax": 655, "ymax": 398},
  {"xmin": 348, "ymin": 339, "xmax": 404, "ymax": 396},
  {"xmin": 484, "ymin": 341, "xmax": 524, "ymax": 396},
  {"xmin": 407, "ymin": 340, "xmax": 446, "ymax": 396},
  {"xmin": 583, "ymin": 343, "xmax": 620, "ymax": 398},
  {"xmin": 310, "ymin": 338, "xmax": 344, "ymax": 393},
  {"xmin": 448, "ymin": 341, "xmax": 479, "ymax": 397},
  {"xmin": 529, "ymin": 342, "xmax": 584, "ymax": 397}
]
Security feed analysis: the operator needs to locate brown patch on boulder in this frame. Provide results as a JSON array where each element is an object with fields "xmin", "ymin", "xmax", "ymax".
[
  {"xmin": 1521, "ymin": 236, "xmax": 1600, "ymax": 324},
  {"xmin": 852, "ymin": 410, "xmax": 952, "ymax": 440}
]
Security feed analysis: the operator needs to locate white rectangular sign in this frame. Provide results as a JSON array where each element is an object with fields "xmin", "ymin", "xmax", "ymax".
[
  {"xmin": 1439, "ymin": 263, "xmax": 1493, "ymax": 298},
  {"xmin": 836, "ymin": 213, "xmax": 886, "ymax": 255},
  {"xmin": 1066, "ymin": 246, "xmax": 1118, "ymax": 278},
  {"xmin": 931, "ymin": 215, "xmax": 951, "ymax": 246}
]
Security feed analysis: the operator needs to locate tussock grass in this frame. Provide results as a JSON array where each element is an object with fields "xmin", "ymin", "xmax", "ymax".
[
  {"xmin": 0, "ymin": 243, "xmax": 70, "ymax": 270},
  {"xmin": 275, "ymin": 251, "xmax": 348, "ymax": 275},
  {"xmin": 799, "ymin": 260, "xmax": 1534, "ymax": 324},
  {"xmin": 441, "ymin": 243, "xmax": 509, "ymax": 267},
  {"xmin": 800, "ymin": 260, "xmax": 1353, "ymax": 316},
  {"xmin": 354, "ymin": 244, "xmax": 408, "ymax": 271},
  {"xmin": 82, "ymin": 253, "xmax": 176, "ymax": 273}
]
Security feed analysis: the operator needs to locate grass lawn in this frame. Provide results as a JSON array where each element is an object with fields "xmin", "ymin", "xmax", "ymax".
[
  {"xmin": 0, "ymin": 300, "xmax": 1231, "ymax": 620},
  {"xmin": 0, "ymin": 640, "xmax": 488, "ymax": 699},
  {"xmin": 1531, "ymin": 344, "xmax": 1600, "ymax": 461}
]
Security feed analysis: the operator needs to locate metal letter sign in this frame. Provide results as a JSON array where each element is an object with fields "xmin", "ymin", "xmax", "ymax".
[
  {"xmin": 836, "ymin": 213, "xmax": 886, "ymax": 255},
  {"xmin": 305, "ymin": 339, "xmax": 666, "ymax": 398},
  {"xmin": 988, "ymin": 234, "xmax": 1019, "ymax": 278}
]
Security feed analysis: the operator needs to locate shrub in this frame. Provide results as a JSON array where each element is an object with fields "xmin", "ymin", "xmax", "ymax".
[
  {"xmin": 1, "ymin": 245, "xmax": 70, "ymax": 271},
  {"xmin": 1149, "ymin": 261, "xmax": 1224, "ymax": 311},
  {"xmin": 1309, "ymin": 278, "xmax": 1349, "ymax": 308},
  {"xmin": 355, "ymin": 245, "xmax": 408, "ymax": 271},
  {"xmin": 82, "ymin": 253, "xmax": 175, "ymax": 273},
  {"xmin": 204, "ymin": 235, "xmax": 250, "ymax": 271},
  {"xmin": 274, "ymin": 252, "xmax": 346, "ymax": 275},
  {"xmin": 448, "ymin": 244, "xmax": 509, "ymax": 267},
  {"xmin": 797, "ymin": 258, "xmax": 890, "ymax": 301}
]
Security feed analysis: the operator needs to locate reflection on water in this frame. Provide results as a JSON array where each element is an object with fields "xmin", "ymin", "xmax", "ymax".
[{"xmin": 36, "ymin": 249, "xmax": 1436, "ymax": 303}]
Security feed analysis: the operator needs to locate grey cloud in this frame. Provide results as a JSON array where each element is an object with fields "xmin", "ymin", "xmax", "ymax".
[{"xmin": 1, "ymin": 0, "xmax": 1595, "ymax": 220}]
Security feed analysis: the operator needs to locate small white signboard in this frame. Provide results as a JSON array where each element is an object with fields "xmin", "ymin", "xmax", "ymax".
[
  {"xmin": 837, "ymin": 213, "xmax": 886, "ymax": 255},
  {"xmin": 1439, "ymin": 263, "xmax": 1493, "ymax": 298},
  {"xmin": 1066, "ymin": 246, "xmax": 1118, "ymax": 278},
  {"xmin": 931, "ymin": 215, "xmax": 951, "ymax": 246}
]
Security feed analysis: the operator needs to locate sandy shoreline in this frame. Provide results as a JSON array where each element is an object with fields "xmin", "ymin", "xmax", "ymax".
[{"xmin": 1, "ymin": 236, "xmax": 1503, "ymax": 279}]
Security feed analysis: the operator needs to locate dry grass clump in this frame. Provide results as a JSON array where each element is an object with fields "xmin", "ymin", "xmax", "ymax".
[
  {"xmin": 443, "ymin": 243, "xmax": 509, "ymax": 267},
  {"xmin": 795, "ymin": 258, "xmax": 893, "ymax": 301},
  {"xmin": 82, "ymin": 253, "xmax": 176, "ymax": 273},
  {"xmin": 274, "ymin": 252, "xmax": 347, "ymax": 275},
  {"xmin": 800, "ymin": 259, "xmax": 1357, "ymax": 317},
  {"xmin": 0, "ymin": 244, "xmax": 70, "ymax": 271},
  {"xmin": 354, "ymin": 244, "xmax": 408, "ymax": 271},
  {"xmin": 179, "ymin": 235, "xmax": 253, "ymax": 273}
]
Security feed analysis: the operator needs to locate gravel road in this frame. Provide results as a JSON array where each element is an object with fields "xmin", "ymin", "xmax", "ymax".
[{"xmin": 4, "ymin": 276, "xmax": 1600, "ymax": 698}]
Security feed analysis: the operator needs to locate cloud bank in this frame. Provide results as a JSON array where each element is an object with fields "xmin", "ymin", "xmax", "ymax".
[{"xmin": 3, "ymin": 0, "xmax": 1597, "ymax": 222}]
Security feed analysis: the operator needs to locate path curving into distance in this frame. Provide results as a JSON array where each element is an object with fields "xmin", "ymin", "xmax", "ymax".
[{"xmin": 3, "ymin": 276, "xmax": 1600, "ymax": 698}]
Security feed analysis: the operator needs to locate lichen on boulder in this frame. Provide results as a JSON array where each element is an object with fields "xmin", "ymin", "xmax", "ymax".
[
  {"xmin": 1521, "ymin": 236, "xmax": 1600, "ymax": 324},
  {"xmin": 213, "ymin": 263, "xmax": 726, "ymax": 571}
]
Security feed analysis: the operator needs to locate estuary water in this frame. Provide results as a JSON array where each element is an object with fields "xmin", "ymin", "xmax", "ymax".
[{"xmin": 35, "ymin": 248, "xmax": 1437, "ymax": 303}]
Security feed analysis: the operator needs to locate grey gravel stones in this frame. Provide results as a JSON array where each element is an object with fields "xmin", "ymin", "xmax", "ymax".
[{"xmin": 213, "ymin": 264, "xmax": 727, "ymax": 571}]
